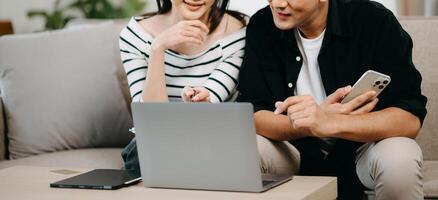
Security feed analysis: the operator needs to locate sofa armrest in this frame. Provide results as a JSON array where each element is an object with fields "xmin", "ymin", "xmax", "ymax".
[{"xmin": 0, "ymin": 95, "xmax": 5, "ymax": 161}]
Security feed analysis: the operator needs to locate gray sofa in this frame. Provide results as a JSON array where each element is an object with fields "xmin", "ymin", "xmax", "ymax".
[
  {"xmin": 399, "ymin": 17, "xmax": 438, "ymax": 199},
  {"xmin": 0, "ymin": 18, "xmax": 437, "ymax": 199},
  {"xmin": 0, "ymin": 22, "xmax": 132, "ymax": 169}
]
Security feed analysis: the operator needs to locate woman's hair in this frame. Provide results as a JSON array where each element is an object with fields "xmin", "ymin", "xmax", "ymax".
[{"xmin": 146, "ymin": 0, "xmax": 247, "ymax": 33}]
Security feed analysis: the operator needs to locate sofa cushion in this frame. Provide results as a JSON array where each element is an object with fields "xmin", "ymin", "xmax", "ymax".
[
  {"xmin": 400, "ymin": 18, "xmax": 438, "ymax": 161},
  {"xmin": 0, "ymin": 148, "xmax": 124, "ymax": 170},
  {"xmin": 0, "ymin": 95, "xmax": 4, "ymax": 160},
  {"xmin": 0, "ymin": 23, "xmax": 133, "ymax": 159}
]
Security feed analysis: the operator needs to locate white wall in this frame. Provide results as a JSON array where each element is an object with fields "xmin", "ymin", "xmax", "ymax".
[
  {"xmin": 0, "ymin": 0, "xmax": 157, "ymax": 33},
  {"xmin": 0, "ymin": 0, "xmax": 397, "ymax": 34},
  {"xmin": 229, "ymin": 0, "xmax": 268, "ymax": 16},
  {"xmin": 425, "ymin": 0, "xmax": 438, "ymax": 16},
  {"xmin": 0, "ymin": 0, "xmax": 65, "ymax": 33}
]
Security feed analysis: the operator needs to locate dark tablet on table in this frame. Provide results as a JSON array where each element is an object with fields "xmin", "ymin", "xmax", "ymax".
[{"xmin": 50, "ymin": 169, "xmax": 141, "ymax": 190}]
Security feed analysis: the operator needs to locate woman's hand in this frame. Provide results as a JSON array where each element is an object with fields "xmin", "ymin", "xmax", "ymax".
[
  {"xmin": 181, "ymin": 86, "xmax": 211, "ymax": 102},
  {"xmin": 152, "ymin": 20, "xmax": 209, "ymax": 52}
]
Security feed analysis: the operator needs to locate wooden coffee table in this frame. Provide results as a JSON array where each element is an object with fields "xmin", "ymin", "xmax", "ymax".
[{"xmin": 0, "ymin": 166, "xmax": 337, "ymax": 200}]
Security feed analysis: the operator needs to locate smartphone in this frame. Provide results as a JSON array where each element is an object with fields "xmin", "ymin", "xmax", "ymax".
[{"xmin": 341, "ymin": 70, "xmax": 391, "ymax": 104}]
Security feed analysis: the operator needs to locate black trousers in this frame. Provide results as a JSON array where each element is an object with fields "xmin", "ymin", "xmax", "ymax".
[{"xmin": 290, "ymin": 137, "xmax": 365, "ymax": 200}]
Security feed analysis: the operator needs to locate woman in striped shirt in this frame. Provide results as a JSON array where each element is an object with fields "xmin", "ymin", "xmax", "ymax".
[
  {"xmin": 120, "ymin": 0, "xmax": 246, "ymax": 103},
  {"xmin": 120, "ymin": 0, "xmax": 246, "ymax": 174}
]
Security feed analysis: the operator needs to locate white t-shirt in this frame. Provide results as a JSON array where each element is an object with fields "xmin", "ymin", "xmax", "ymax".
[
  {"xmin": 294, "ymin": 29, "xmax": 335, "ymax": 155},
  {"xmin": 294, "ymin": 29, "xmax": 327, "ymax": 104}
]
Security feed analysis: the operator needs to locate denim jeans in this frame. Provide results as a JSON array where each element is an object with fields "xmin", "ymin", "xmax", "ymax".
[{"xmin": 121, "ymin": 138, "xmax": 141, "ymax": 177}]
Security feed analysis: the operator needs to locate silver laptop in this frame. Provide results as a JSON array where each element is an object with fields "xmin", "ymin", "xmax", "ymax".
[{"xmin": 131, "ymin": 102, "xmax": 293, "ymax": 192}]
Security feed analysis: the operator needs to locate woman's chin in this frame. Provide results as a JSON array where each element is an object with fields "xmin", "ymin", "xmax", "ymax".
[{"xmin": 181, "ymin": 11, "xmax": 207, "ymax": 21}]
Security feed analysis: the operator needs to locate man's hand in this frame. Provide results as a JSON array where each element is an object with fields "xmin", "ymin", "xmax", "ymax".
[
  {"xmin": 273, "ymin": 95, "xmax": 337, "ymax": 137},
  {"xmin": 321, "ymin": 86, "xmax": 379, "ymax": 115},
  {"xmin": 273, "ymin": 86, "xmax": 379, "ymax": 137},
  {"xmin": 181, "ymin": 86, "xmax": 211, "ymax": 102}
]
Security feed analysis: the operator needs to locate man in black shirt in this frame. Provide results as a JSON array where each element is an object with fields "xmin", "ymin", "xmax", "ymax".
[{"xmin": 237, "ymin": 0, "xmax": 427, "ymax": 199}]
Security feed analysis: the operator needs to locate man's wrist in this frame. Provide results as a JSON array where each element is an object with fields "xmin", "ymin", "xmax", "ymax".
[
  {"xmin": 287, "ymin": 118, "xmax": 312, "ymax": 138},
  {"xmin": 327, "ymin": 113, "xmax": 348, "ymax": 137}
]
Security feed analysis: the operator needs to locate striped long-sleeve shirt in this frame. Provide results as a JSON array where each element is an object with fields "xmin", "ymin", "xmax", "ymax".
[{"xmin": 119, "ymin": 17, "xmax": 246, "ymax": 103}]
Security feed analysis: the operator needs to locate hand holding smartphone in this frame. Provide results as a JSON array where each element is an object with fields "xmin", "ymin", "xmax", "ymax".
[{"xmin": 341, "ymin": 70, "xmax": 391, "ymax": 104}]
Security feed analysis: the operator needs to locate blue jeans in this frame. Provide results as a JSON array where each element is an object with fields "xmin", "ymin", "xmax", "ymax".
[{"xmin": 121, "ymin": 138, "xmax": 141, "ymax": 177}]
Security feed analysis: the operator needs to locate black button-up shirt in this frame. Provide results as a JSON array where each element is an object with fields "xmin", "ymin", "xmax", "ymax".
[
  {"xmin": 237, "ymin": 0, "xmax": 427, "ymax": 124},
  {"xmin": 236, "ymin": 1, "xmax": 428, "ymax": 198}
]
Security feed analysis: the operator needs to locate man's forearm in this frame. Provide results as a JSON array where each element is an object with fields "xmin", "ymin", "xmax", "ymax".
[
  {"xmin": 254, "ymin": 110, "xmax": 309, "ymax": 141},
  {"xmin": 331, "ymin": 107, "xmax": 421, "ymax": 143}
]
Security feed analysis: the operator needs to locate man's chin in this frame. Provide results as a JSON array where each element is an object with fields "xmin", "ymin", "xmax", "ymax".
[{"xmin": 273, "ymin": 19, "xmax": 296, "ymax": 30}]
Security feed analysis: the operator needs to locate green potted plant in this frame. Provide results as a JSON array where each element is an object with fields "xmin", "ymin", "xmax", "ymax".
[
  {"xmin": 70, "ymin": 0, "xmax": 147, "ymax": 19},
  {"xmin": 27, "ymin": 0, "xmax": 75, "ymax": 31}
]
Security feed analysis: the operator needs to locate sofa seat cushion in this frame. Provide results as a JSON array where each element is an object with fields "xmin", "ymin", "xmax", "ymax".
[
  {"xmin": 0, "ymin": 148, "xmax": 123, "ymax": 170},
  {"xmin": 423, "ymin": 160, "xmax": 438, "ymax": 198}
]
